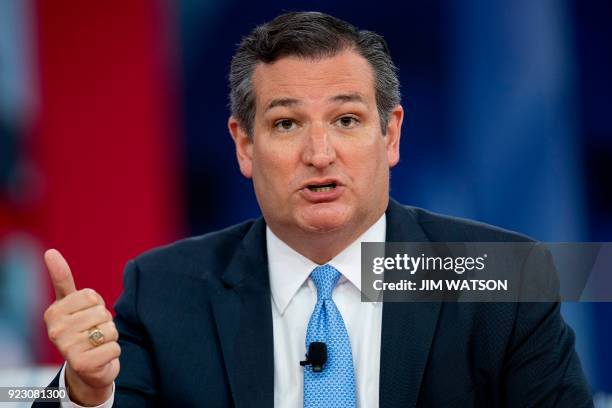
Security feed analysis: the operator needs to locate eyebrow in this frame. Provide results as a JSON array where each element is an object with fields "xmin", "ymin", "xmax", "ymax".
[
  {"xmin": 265, "ymin": 98, "xmax": 301, "ymax": 112},
  {"xmin": 329, "ymin": 93, "xmax": 367, "ymax": 105},
  {"xmin": 264, "ymin": 93, "xmax": 368, "ymax": 113}
]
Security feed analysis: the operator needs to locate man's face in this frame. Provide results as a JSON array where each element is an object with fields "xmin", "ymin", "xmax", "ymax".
[{"xmin": 229, "ymin": 49, "xmax": 403, "ymax": 239}]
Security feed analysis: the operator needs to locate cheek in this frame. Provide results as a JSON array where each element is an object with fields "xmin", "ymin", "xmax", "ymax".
[
  {"xmin": 252, "ymin": 143, "xmax": 298, "ymax": 188},
  {"xmin": 343, "ymin": 139, "xmax": 388, "ymax": 180}
]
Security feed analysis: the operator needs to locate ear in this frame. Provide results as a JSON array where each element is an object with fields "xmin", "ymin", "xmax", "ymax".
[
  {"xmin": 384, "ymin": 105, "xmax": 404, "ymax": 168},
  {"xmin": 228, "ymin": 116, "xmax": 253, "ymax": 178}
]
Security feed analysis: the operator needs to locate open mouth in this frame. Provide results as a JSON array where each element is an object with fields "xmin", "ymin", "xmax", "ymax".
[{"xmin": 307, "ymin": 182, "xmax": 337, "ymax": 193}]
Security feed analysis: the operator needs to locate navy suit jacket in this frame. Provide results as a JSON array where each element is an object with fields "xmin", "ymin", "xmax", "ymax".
[{"xmin": 36, "ymin": 199, "xmax": 592, "ymax": 407}]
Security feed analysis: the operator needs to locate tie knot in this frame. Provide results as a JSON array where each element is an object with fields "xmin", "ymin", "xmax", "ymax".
[{"xmin": 311, "ymin": 264, "xmax": 341, "ymax": 300}]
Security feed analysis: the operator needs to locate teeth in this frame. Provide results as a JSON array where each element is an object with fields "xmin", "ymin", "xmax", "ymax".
[{"xmin": 310, "ymin": 186, "xmax": 334, "ymax": 192}]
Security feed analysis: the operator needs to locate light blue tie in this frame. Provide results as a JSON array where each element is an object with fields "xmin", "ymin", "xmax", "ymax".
[{"xmin": 303, "ymin": 264, "xmax": 357, "ymax": 408}]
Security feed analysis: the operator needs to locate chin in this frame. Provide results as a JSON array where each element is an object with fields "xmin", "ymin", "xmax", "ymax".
[{"xmin": 297, "ymin": 203, "xmax": 351, "ymax": 233}]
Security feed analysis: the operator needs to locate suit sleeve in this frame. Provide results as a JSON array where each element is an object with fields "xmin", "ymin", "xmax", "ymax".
[
  {"xmin": 31, "ymin": 369, "xmax": 61, "ymax": 407},
  {"xmin": 111, "ymin": 259, "xmax": 158, "ymax": 407},
  {"xmin": 503, "ymin": 245, "xmax": 593, "ymax": 407}
]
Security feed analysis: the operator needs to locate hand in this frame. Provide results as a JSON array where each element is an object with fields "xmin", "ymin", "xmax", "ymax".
[{"xmin": 43, "ymin": 249, "xmax": 120, "ymax": 406}]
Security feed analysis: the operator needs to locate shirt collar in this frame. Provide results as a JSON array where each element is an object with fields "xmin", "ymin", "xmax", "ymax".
[{"xmin": 267, "ymin": 214, "xmax": 386, "ymax": 315}]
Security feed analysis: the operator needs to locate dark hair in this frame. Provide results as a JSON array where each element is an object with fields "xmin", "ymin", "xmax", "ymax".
[{"xmin": 229, "ymin": 11, "xmax": 400, "ymax": 138}]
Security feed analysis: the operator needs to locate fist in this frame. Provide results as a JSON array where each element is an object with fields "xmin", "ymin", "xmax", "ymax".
[{"xmin": 43, "ymin": 249, "xmax": 120, "ymax": 405}]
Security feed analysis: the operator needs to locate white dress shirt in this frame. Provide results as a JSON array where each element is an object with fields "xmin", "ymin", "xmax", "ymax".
[
  {"xmin": 269, "ymin": 215, "xmax": 385, "ymax": 407},
  {"xmin": 60, "ymin": 214, "xmax": 385, "ymax": 408},
  {"xmin": 59, "ymin": 363, "xmax": 114, "ymax": 407}
]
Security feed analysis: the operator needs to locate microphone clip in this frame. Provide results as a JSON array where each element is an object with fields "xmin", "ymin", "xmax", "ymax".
[{"xmin": 300, "ymin": 341, "xmax": 327, "ymax": 373}]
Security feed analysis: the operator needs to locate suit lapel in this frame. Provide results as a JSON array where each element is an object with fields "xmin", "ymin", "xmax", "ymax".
[
  {"xmin": 211, "ymin": 218, "xmax": 275, "ymax": 408},
  {"xmin": 379, "ymin": 199, "xmax": 442, "ymax": 408}
]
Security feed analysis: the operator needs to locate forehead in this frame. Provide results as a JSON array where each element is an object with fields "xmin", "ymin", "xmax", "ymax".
[{"xmin": 251, "ymin": 49, "xmax": 376, "ymax": 109}]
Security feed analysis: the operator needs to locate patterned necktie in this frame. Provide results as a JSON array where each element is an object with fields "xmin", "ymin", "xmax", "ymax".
[{"xmin": 303, "ymin": 264, "xmax": 357, "ymax": 408}]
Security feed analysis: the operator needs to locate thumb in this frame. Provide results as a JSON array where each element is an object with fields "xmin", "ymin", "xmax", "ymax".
[{"xmin": 44, "ymin": 249, "xmax": 77, "ymax": 300}]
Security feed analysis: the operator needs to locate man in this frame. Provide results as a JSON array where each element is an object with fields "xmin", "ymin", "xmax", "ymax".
[{"xmin": 38, "ymin": 11, "xmax": 592, "ymax": 407}]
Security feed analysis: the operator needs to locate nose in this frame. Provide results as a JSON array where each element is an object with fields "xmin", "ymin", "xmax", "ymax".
[{"xmin": 301, "ymin": 122, "xmax": 336, "ymax": 169}]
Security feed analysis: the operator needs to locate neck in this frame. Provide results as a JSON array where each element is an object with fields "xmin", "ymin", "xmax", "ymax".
[{"xmin": 268, "ymin": 210, "xmax": 385, "ymax": 265}]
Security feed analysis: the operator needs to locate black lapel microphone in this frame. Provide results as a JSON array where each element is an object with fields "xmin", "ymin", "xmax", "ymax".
[{"xmin": 300, "ymin": 341, "xmax": 327, "ymax": 372}]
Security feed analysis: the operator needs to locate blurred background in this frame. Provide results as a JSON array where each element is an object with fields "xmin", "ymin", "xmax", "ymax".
[{"xmin": 0, "ymin": 0, "xmax": 610, "ymax": 405}]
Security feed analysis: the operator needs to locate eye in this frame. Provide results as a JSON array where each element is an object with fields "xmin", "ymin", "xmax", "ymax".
[
  {"xmin": 335, "ymin": 115, "xmax": 360, "ymax": 129},
  {"xmin": 274, "ymin": 119, "xmax": 298, "ymax": 132}
]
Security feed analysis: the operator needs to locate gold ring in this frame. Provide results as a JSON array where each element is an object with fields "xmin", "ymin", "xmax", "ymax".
[{"xmin": 88, "ymin": 327, "xmax": 105, "ymax": 347}]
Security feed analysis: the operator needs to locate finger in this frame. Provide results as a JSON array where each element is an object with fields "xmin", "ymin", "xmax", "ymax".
[
  {"xmin": 80, "ymin": 320, "xmax": 119, "ymax": 352},
  {"xmin": 94, "ymin": 291, "xmax": 106, "ymax": 307},
  {"xmin": 51, "ymin": 288, "xmax": 102, "ymax": 316},
  {"xmin": 94, "ymin": 320, "xmax": 119, "ymax": 344},
  {"xmin": 80, "ymin": 341, "xmax": 121, "ymax": 371},
  {"xmin": 68, "ymin": 341, "xmax": 121, "ymax": 376},
  {"xmin": 54, "ymin": 317, "xmax": 118, "ymax": 355},
  {"xmin": 44, "ymin": 249, "xmax": 77, "ymax": 300},
  {"xmin": 67, "ymin": 304, "xmax": 113, "ymax": 333}
]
